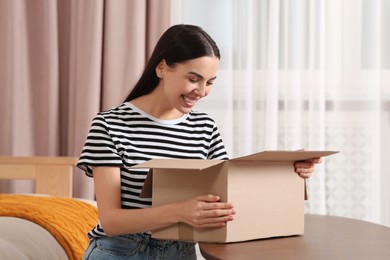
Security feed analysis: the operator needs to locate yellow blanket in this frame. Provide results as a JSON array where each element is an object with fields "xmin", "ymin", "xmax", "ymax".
[{"xmin": 0, "ymin": 194, "xmax": 98, "ymax": 260}]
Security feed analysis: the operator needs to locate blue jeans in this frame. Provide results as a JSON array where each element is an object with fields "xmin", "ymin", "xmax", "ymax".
[{"xmin": 82, "ymin": 233, "xmax": 197, "ymax": 260}]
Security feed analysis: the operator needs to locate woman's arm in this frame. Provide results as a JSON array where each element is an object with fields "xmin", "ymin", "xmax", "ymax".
[{"xmin": 93, "ymin": 166, "xmax": 235, "ymax": 236}]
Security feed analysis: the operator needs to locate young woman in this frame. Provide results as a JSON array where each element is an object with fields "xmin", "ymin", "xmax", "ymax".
[{"xmin": 77, "ymin": 24, "xmax": 321, "ymax": 259}]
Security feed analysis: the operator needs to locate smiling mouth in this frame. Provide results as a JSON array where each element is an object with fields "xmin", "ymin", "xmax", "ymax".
[{"xmin": 182, "ymin": 95, "xmax": 198, "ymax": 107}]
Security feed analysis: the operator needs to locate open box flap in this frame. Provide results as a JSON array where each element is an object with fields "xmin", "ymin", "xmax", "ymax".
[
  {"xmin": 138, "ymin": 150, "xmax": 339, "ymax": 199},
  {"xmin": 140, "ymin": 170, "xmax": 153, "ymax": 198},
  {"xmin": 132, "ymin": 159, "xmax": 224, "ymax": 170},
  {"xmin": 231, "ymin": 150, "xmax": 339, "ymax": 162},
  {"xmin": 138, "ymin": 159, "xmax": 225, "ymax": 198}
]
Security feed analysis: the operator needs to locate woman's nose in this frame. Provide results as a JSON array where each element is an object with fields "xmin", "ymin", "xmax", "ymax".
[{"xmin": 195, "ymin": 83, "xmax": 208, "ymax": 97}]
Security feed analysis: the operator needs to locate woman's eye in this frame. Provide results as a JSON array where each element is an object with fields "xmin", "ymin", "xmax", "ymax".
[
  {"xmin": 189, "ymin": 78, "xmax": 198, "ymax": 83},
  {"xmin": 206, "ymin": 81, "xmax": 214, "ymax": 86}
]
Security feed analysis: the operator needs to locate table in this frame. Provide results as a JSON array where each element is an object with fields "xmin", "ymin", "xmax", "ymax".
[{"xmin": 199, "ymin": 214, "xmax": 390, "ymax": 260}]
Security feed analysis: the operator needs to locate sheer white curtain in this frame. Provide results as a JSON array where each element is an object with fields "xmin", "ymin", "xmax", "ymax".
[{"xmin": 171, "ymin": 0, "xmax": 390, "ymax": 227}]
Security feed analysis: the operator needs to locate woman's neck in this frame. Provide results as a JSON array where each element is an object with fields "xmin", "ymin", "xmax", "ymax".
[{"xmin": 130, "ymin": 91, "xmax": 183, "ymax": 120}]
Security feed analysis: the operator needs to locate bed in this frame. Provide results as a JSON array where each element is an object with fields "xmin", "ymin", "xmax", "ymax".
[{"xmin": 0, "ymin": 156, "xmax": 98, "ymax": 260}]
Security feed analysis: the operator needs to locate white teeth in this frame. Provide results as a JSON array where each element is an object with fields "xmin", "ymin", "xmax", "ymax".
[
  {"xmin": 183, "ymin": 96, "xmax": 196, "ymax": 102},
  {"xmin": 182, "ymin": 95, "xmax": 197, "ymax": 105}
]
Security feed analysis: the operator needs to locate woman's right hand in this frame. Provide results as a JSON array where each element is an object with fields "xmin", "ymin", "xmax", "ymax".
[{"xmin": 174, "ymin": 194, "xmax": 235, "ymax": 228}]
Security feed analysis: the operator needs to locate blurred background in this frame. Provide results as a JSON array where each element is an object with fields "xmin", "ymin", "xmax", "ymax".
[{"xmin": 1, "ymin": 0, "xmax": 389, "ymax": 227}]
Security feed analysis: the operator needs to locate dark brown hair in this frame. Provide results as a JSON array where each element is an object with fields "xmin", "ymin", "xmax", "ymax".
[{"xmin": 124, "ymin": 24, "xmax": 220, "ymax": 102}]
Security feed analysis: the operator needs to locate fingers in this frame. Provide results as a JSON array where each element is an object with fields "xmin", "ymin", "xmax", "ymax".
[
  {"xmin": 294, "ymin": 157, "xmax": 323, "ymax": 179},
  {"xmin": 297, "ymin": 171, "xmax": 312, "ymax": 179},
  {"xmin": 193, "ymin": 207, "xmax": 236, "ymax": 228},
  {"xmin": 196, "ymin": 194, "xmax": 234, "ymax": 207},
  {"xmin": 308, "ymin": 157, "xmax": 323, "ymax": 164},
  {"xmin": 196, "ymin": 195, "xmax": 235, "ymax": 217},
  {"xmin": 181, "ymin": 195, "xmax": 235, "ymax": 228},
  {"xmin": 196, "ymin": 194, "xmax": 222, "ymax": 203},
  {"xmin": 295, "ymin": 164, "xmax": 313, "ymax": 178}
]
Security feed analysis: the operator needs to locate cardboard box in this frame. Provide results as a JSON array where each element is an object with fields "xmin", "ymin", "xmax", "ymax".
[{"xmin": 136, "ymin": 150, "xmax": 338, "ymax": 243}]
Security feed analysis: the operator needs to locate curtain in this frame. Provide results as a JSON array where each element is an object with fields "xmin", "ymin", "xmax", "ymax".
[
  {"xmin": 171, "ymin": 0, "xmax": 390, "ymax": 227},
  {"xmin": 0, "ymin": 0, "xmax": 171, "ymax": 199}
]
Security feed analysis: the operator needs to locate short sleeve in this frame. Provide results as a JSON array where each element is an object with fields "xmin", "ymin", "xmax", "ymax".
[
  {"xmin": 207, "ymin": 122, "xmax": 229, "ymax": 160},
  {"xmin": 77, "ymin": 113, "xmax": 123, "ymax": 177}
]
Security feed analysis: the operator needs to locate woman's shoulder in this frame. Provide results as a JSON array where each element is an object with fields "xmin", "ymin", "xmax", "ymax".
[
  {"xmin": 99, "ymin": 103, "xmax": 131, "ymax": 115},
  {"xmin": 92, "ymin": 103, "xmax": 140, "ymax": 120},
  {"xmin": 89, "ymin": 103, "xmax": 138, "ymax": 125},
  {"xmin": 189, "ymin": 110, "xmax": 212, "ymax": 117},
  {"xmin": 188, "ymin": 110, "xmax": 217, "ymax": 124}
]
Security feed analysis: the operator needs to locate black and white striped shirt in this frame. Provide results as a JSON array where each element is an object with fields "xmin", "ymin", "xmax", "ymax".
[{"xmin": 77, "ymin": 102, "xmax": 228, "ymax": 238}]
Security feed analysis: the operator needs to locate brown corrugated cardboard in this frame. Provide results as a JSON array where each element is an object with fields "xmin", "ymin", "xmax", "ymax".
[{"xmin": 135, "ymin": 150, "xmax": 338, "ymax": 243}]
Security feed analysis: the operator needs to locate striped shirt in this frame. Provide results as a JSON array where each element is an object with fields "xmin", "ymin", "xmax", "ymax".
[{"xmin": 77, "ymin": 102, "xmax": 228, "ymax": 238}]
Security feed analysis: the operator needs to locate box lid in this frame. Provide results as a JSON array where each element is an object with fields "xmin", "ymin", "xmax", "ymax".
[
  {"xmin": 133, "ymin": 151, "xmax": 339, "ymax": 170},
  {"xmin": 132, "ymin": 158, "xmax": 225, "ymax": 170},
  {"xmin": 137, "ymin": 159, "xmax": 225, "ymax": 198},
  {"xmin": 231, "ymin": 150, "xmax": 339, "ymax": 162},
  {"xmin": 136, "ymin": 150, "xmax": 339, "ymax": 198}
]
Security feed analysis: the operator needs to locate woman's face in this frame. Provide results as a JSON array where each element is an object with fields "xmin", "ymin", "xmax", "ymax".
[{"xmin": 156, "ymin": 56, "xmax": 219, "ymax": 114}]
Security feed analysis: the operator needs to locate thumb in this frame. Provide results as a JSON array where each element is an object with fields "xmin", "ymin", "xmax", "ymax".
[{"xmin": 196, "ymin": 194, "xmax": 220, "ymax": 202}]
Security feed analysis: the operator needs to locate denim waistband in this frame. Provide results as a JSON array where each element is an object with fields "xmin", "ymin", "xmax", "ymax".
[
  {"xmin": 120, "ymin": 232, "xmax": 195, "ymax": 247},
  {"xmin": 84, "ymin": 232, "xmax": 196, "ymax": 259}
]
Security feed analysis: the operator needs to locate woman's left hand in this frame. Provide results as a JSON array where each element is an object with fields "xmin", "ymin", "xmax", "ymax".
[{"xmin": 294, "ymin": 157, "xmax": 323, "ymax": 179}]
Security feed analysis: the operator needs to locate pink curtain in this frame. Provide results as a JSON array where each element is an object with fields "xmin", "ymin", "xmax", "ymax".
[{"xmin": 0, "ymin": 0, "xmax": 171, "ymax": 199}]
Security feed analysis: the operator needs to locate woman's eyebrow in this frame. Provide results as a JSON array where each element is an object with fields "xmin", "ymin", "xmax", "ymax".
[{"xmin": 187, "ymin": 71, "xmax": 217, "ymax": 81}]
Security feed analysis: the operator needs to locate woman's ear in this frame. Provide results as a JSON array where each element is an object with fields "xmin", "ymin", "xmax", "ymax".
[{"xmin": 155, "ymin": 60, "xmax": 165, "ymax": 78}]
